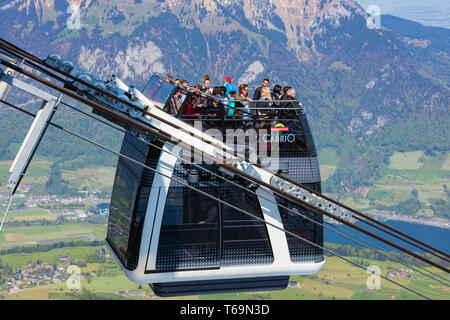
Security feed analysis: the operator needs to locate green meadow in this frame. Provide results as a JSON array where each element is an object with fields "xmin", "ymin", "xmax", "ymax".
[
  {"xmin": 6, "ymin": 209, "xmax": 55, "ymax": 222},
  {"xmin": 318, "ymin": 148, "xmax": 339, "ymax": 181},
  {"xmin": 389, "ymin": 151, "xmax": 425, "ymax": 170},
  {"xmin": 319, "ymin": 149, "xmax": 449, "ymax": 218},
  {"xmin": 0, "ymin": 222, "xmax": 105, "ymax": 245},
  {"xmin": 1, "ymin": 245, "xmax": 448, "ymax": 300}
]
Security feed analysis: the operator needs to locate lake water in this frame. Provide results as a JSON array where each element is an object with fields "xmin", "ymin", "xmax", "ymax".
[{"xmin": 324, "ymin": 219, "xmax": 450, "ymax": 255}]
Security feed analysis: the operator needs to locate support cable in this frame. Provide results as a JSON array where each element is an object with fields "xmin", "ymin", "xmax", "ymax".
[
  {"xmin": 0, "ymin": 60, "xmax": 448, "ymax": 270},
  {"xmin": 1, "ymin": 54, "xmax": 448, "ymax": 264},
  {"xmin": 0, "ymin": 97, "xmax": 435, "ymax": 300},
  {"xmin": 56, "ymin": 99, "xmax": 450, "ymax": 285}
]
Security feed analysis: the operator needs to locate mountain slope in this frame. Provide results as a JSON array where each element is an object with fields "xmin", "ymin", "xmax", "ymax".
[
  {"xmin": 381, "ymin": 14, "xmax": 450, "ymax": 87},
  {"xmin": 0, "ymin": 0, "xmax": 448, "ymax": 193}
]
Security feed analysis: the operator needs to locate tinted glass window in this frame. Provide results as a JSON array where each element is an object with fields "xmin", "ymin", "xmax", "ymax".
[
  {"xmin": 155, "ymin": 171, "xmax": 274, "ymax": 271},
  {"xmin": 156, "ymin": 187, "xmax": 220, "ymax": 271},
  {"xmin": 221, "ymin": 190, "xmax": 273, "ymax": 266},
  {"xmin": 276, "ymin": 196, "xmax": 323, "ymax": 263},
  {"xmin": 142, "ymin": 76, "xmax": 176, "ymax": 106},
  {"xmin": 107, "ymin": 163, "xmax": 140, "ymax": 265},
  {"xmin": 122, "ymin": 185, "xmax": 151, "ymax": 269}
]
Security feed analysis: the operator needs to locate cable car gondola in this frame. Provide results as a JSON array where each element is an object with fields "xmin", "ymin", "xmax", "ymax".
[{"xmin": 105, "ymin": 75, "xmax": 325, "ymax": 296}]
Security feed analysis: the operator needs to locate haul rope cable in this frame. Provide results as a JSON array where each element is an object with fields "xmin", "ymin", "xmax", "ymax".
[
  {"xmin": 0, "ymin": 98, "xmax": 434, "ymax": 300},
  {"xmin": 1, "ymin": 58, "xmax": 448, "ymax": 274},
  {"xmin": 0, "ymin": 38, "xmax": 445, "ymax": 263},
  {"xmin": 1, "ymin": 59, "xmax": 448, "ymax": 272},
  {"xmin": 0, "ymin": 40, "xmax": 448, "ymax": 266},
  {"xmin": 55, "ymin": 98, "xmax": 450, "ymax": 287},
  {"xmin": 4, "ymin": 95, "xmax": 450, "ymax": 292},
  {"xmin": 20, "ymin": 93, "xmax": 446, "ymax": 286},
  {"xmin": 0, "ymin": 49, "xmax": 447, "ymax": 264},
  {"xmin": 57, "ymin": 99, "xmax": 450, "ymax": 286}
]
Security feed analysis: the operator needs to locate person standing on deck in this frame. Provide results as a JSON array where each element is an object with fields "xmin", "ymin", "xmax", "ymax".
[
  {"xmin": 223, "ymin": 77, "xmax": 237, "ymax": 97},
  {"xmin": 253, "ymin": 78, "xmax": 270, "ymax": 101}
]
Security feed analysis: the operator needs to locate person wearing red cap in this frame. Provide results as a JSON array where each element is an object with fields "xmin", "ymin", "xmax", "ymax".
[{"xmin": 223, "ymin": 76, "xmax": 237, "ymax": 97}]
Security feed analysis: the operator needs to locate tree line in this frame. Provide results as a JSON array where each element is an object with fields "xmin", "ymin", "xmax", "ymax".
[{"xmin": 0, "ymin": 240, "xmax": 104, "ymax": 256}]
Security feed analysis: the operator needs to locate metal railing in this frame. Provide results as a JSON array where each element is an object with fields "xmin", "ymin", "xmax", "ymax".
[{"xmin": 150, "ymin": 73, "xmax": 304, "ymax": 109}]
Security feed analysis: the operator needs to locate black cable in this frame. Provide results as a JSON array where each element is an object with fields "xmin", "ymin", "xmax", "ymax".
[
  {"xmin": 2, "ymin": 57, "xmax": 448, "ymax": 273},
  {"xmin": 4, "ymin": 89, "xmax": 450, "ymax": 284},
  {"xmin": 1, "ymin": 45, "xmax": 449, "ymax": 272},
  {"xmin": 57, "ymin": 99, "xmax": 450, "ymax": 286},
  {"xmin": 3, "ymin": 51, "xmax": 447, "ymax": 263},
  {"xmin": 0, "ymin": 98, "xmax": 434, "ymax": 300}
]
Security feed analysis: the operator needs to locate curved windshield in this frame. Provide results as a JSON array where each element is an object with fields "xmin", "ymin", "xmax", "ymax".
[{"xmin": 142, "ymin": 75, "xmax": 176, "ymax": 107}]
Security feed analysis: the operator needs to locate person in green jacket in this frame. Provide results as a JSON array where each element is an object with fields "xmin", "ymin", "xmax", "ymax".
[{"xmin": 227, "ymin": 90, "xmax": 237, "ymax": 116}]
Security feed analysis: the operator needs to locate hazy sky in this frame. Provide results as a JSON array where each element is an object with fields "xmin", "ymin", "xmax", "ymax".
[{"xmin": 356, "ymin": 0, "xmax": 450, "ymax": 28}]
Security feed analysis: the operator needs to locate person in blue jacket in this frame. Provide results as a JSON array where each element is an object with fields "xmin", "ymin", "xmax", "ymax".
[{"xmin": 222, "ymin": 76, "xmax": 237, "ymax": 97}]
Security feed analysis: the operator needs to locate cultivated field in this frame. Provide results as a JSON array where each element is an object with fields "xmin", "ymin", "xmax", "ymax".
[
  {"xmin": 0, "ymin": 221, "xmax": 105, "ymax": 245},
  {"xmin": 319, "ymin": 149, "xmax": 449, "ymax": 223},
  {"xmin": 318, "ymin": 148, "xmax": 338, "ymax": 181},
  {"xmin": 6, "ymin": 209, "xmax": 56, "ymax": 222},
  {"xmin": 61, "ymin": 166, "xmax": 116, "ymax": 193},
  {"xmin": 2, "ymin": 245, "xmax": 448, "ymax": 300}
]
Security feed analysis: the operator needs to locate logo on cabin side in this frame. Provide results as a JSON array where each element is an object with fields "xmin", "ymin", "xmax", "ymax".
[
  {"xmin": 264, "ymin": 123, "xmax": 295, "ymax": 143},
  {"xmin": 270, "ymin": 123, "xmax": 289, "ymax": 132}
]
